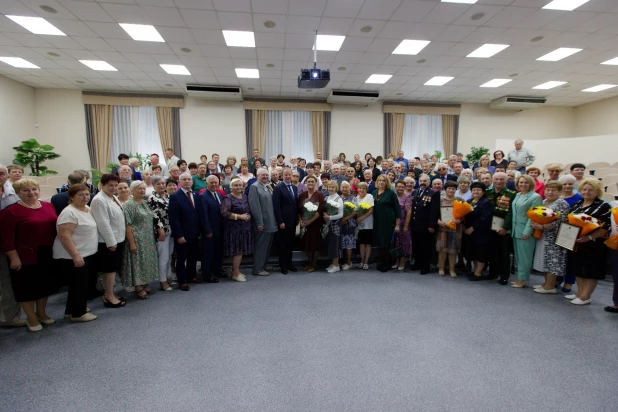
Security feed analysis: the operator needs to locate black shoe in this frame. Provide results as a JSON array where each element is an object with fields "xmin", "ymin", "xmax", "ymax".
[
  {"xmin": 288, "ymin": 266, "xmax": 298, "ymax": 272},
  {"xmin": 468, "ymin": 274, "xmax": 484, "ymax": 281},
  {"xmin": 103, "ymin": 297, "xmax": 126, "ymax": 308},
  {"xmin": 485, "ymin": 275, "xmax": 498, "ymax": 280},
  {"xmin": 281, "ymin": 268, "xmax": 288, "ymax": 274},
  {"xmin": 179, "ymin": 284, "xmax": 190, "ymax": 291},
  {"xmin": 378, "ymin": 265, "xmax": 389, "ymax": 273},
  {"xmin": 206, "ymin": 277, "xmax": 219, "ymax": 283},
  {"xmin": 455, "ymin": 263, "xmax": 465, "ymax": 269},
  {"xmin": 410, "ymin": 265, "xmax": 421, "ymax": 271},
  {"xmin": 499, "ymin": 279, "xmax": 509, "ymax": 285},
  {"xmin": 510, "ymin": 266, "xmax": 516, "ymax": 274},
  {"xmin": 189, "ymin": 278, "xmax": 204, "ymax": 284},
  {"xmin": 217, "ymin": 272, "xmax": 229, "ymax": 279},
  {"xmin": 420, "ymin": 269, "xmax": 430, "ymax": 275}
]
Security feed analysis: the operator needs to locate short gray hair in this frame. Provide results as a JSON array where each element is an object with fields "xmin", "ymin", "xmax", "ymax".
[
  {"xmin": 130, "ymin": 180, "xmax": 146, "ymax": 192},
  {"xmin": 206, "ymin": 175, "xmax": 219, "ymax": 183},
  {"xmin": 559, "ymin": 174, "xmax": 576, "ymax": 183},
  {"xmin": 0, "ymin": 164, "xmax": 7, "ymax": 174},
  {"xmin": 152, "ymin": 175, "xmax": 165, "ymax": 185},
  {"xmin": 457, "ymin": 176, "xmax": 470, "ymax": 184}
]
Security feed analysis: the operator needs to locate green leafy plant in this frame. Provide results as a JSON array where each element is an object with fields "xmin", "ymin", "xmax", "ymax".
[
  {"xmin": 129, "ymin": 152, "xmax": 150, "ymax": 170},
  {"xmin": 433, "ymin": 150, "xmax": 443, "ymax": 162},
  {"xmin": 465, "ymin": 146, "xmax": 490, "ymax": 165},
  {"xmin": 90, "ymin": 169, "xmax": 103, "ymax": 187},
  {"xmin": 12, "ymin": 138, "xmax": 61, "ymax": 176}
]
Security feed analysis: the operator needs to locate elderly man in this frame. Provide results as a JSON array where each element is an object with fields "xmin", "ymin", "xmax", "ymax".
[
  {"xmin": 111, "ymin": 154, "xmax": 136, "ymax": 179},
  {"xmin": 0, "ymin": 164, "xmax": 25, "ymax": 328},
  {"xmin": 456, "ymin": 153, "xmax": 469, "ymax": 169},
  {"xmin": 169, "ymin": 172, "xmax": 201, "ymax": 291},
  {"xmin": 430, "ymin": 163, "xmax": 457, "ymax": 185},
  {"xmin": 169, "ymin": 165, "xmax": 180, "ymax": 182},
  {"xmin": 248, "ymin": 169, "xmax": 277, "ymax": 276},
  {"xmin": 484, "ymin": 171, "xmax": 516, "ymax": 285},
  {"xmin": 273, "ymin": 168, "xmax": 299, "ymax": 274},
  {"xmin": 192, "ymin": 163, "xmax": 208, "ymax": 191},
  {"xmin": 197, "ymin": 175, "xmax": 224, "ymax": 283},
  {"xmin": 51, "ymin": 171, "xmax": 86, "ymax": 216},
  {"xmin": 322, "ymin": 160, "xmax": 332, "ymax": 175},
  {"xmin": 331, "ymin": 164, "xmax": 346, "ymax": 187},
  {"xmin": 394, "ymin": 150, "xmax": 409, "ymax": 170},
  {"xmin": 392, "ymin": 163, "xmax": 406, "ymax": 181},
  {"xmin": 507, "ymin": 139, "xmax": 535, "ymax": 174},
  {"xmin": 148, "ymin": 153, "xmax": 169, "ymax": 177},
  {"xmin": 248, "ymin": 149, "xmax": 265, "ymax": 173},
  {"xmin": 411, "ymin": 175, "xmax": 440, "ymax": 274},
  {"xmin": 118, "ymin": 164, "xmax": 132, "ymax": 184},
  {"xmin": 165, "ymin": 148, "xmax": 180, "ymax": 170}
]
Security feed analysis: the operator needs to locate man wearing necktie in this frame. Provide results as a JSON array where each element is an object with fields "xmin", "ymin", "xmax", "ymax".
[
  {"xmin": 410, "ymin": 175, "xmax": 440, "ymax": 275},
  {"xmin": 273, "ymin": 168, "xmax": 299, "ymax": 274},
  {"xmin": 196, "ymin": 175, "xmax": 225, "ymax": 284},
  {"xmin": 248, "ymin": 169, "xmax": 277, "ymax": 276}
]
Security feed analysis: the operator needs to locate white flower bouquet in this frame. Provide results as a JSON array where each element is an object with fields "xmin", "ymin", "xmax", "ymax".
[{"xmin": 300, "ymin": 201, "xmax": 318, "ymax": 238}]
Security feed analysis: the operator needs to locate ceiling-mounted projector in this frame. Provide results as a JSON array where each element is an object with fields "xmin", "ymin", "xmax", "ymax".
[{"xmin": 298, "ymin": 30, "xmax": 331, "ymax": 89}]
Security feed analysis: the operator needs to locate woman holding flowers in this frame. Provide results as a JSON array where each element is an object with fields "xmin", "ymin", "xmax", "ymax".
[
  {"xmin": 323, "ymin": 181, "xmax": 344, "ymax": 273},
  {"xmin": 373, "ymin": 175, "xmax": 401, "ymax": 272},
  {"xmin": 355, "ymin": 182, "xmax": 374, "ymax": 270},
  {"xmin": 297, "ymin": 176, "xmax": 325, "ymax": 273},
  {"xmin": 531, "ymin": 181, "xmax": 569, "ymax": 294},
  {"xmin": 393, "ymin": 181, "xmax": 412, "ymax": 271},
  {"xmin": 437, "ymin": 181, "xmax": 464, "ymax": 278},
  {"xmin": 511, "ymin": 175, "xmax": 543, "ymax": 288},
  {"xmin": 565, "ymin": 179, "xmax": 611, "ymax": 305},
  {"xmin": 339, "ymin": 182, "xmax": 357, "ymax": 270}
]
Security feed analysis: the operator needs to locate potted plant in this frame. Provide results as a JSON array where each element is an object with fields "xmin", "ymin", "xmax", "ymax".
[
  {"xmin": 465, "ymin": 146, "xmax": 490, "ymax": 166},
  {"xmin": 12, "ymin": 139, "xmax": 61, "ymax": 176}
]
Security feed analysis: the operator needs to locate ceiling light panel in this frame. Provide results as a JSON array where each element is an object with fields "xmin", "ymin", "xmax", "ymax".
[
  {"xmin": 536, "ymin": 48, "xmax": 582, "ymax": 61},
  {"xmin": 119, "ymin": 23, "xmax": 165, "ymax": 42},
  {"xmin": 6, "ymin": 15, "xmax": 66, "ymax": 36},
  {"xmin": 0, "ymin": 57, "xmax": 40, "ymax": 68},
  {"xmin": 542, "ymin": 0, "xmax": 591, "ymax": 11},
  {"xmin": 235, "ymin": 68, "xmax": 259, "ymax": 78},
  {"xmin": 160, "ymin": 64, "xmax": 191, "ymax": 75},
  {"xmin": 392, "ymin": 40, "xmax": 431, "ymax": 55},
  {"xmin": 467, "ymin": 44, "xmax": 509, "ymax": 58},
  {"xmin": 222, "ymin": 31, "xmax": 255, "ymax": 48},
  {"xmin": 315, "ymin": 35, "xmax": 346, "ymax": 51},
  {"xmin": 365, "ymin": 74, "xmax": 392, "ymax": 84},
  {"xmin": 533, "ymin": 81, "xmax": 566, "ymax": 89},
  {"xmin": 582, "ymin": 84, "xmax": 617, "ymax": 92},
  {"xmin": 79, "ymin": 60, "xmax": 118, "ymax": 71},
  {"xmin": 441, "ymin": 0, "xmax": 478, "ymax": 3},
  {"xmin": 425, "ymin": 76, "xmax": 454, "ymax": 86},
  {"xmin": 601, "ymin": 57, "xmax": 618, "ymax": 65},
  {"xmin": 480, "ymin": 79, "xmax": 512, "ymax": 88}
]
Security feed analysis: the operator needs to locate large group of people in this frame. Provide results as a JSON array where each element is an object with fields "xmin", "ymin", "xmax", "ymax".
[{"xmin": 1, "ymin": 139, "xmax": 617, "ymax": 333}]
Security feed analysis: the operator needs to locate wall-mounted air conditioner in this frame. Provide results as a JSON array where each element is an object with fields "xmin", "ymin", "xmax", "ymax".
[
  {"xmin": 327, "ymin": 90, "xmax": 379, "ymax": 105},
  {"xmin": 490, "ymin": 96, "xmax": 547, "ymax": 111},
  {"xmin": 185, "ymin": 85, "xmax": 243, "ymax": 101}
]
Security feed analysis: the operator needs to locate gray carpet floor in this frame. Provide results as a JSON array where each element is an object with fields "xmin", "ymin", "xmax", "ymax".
[{"xmin": 1, "ymin": 268, "xmax": 617, "ymax": 412}]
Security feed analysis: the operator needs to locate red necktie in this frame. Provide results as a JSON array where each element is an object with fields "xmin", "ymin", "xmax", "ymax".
[{"xmin": 187, "ymin": 191, "xmax": 194, "ymax": 208}]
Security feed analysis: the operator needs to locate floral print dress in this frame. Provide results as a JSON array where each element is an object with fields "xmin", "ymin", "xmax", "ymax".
[
  {"xmin": 121, "ymin": 199, "xmax": 158, "ymax": 286},
  {"xmin": 340, "ymin": 194, "xmax": 357, "ymax": 250}
]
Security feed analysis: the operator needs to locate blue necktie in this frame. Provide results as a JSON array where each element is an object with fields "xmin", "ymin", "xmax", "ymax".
[{"xmin": 287, "ymin": 184, "xmax": 294, "ymax": 200}]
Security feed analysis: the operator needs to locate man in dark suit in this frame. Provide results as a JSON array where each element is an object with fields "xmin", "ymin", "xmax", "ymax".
[
  {"xmin": 196, "ymin": 175, "xmax": 224, "ymax": 283},
  {"xmin": 272, "ymin": 168, "xmax": 298, "ymax": 274},
  {"xmin": 430, "ymin": 163, "xmax": 458, "ymax": 186},
  {"xmin": 457, "ymin": 153, "xmax": 470, "ymax": 169},
  {"xmin": 411, "ymin": 175, "xmax": 440, "ymax": 274},
  {"xmin": 51, "ymin": 171, "xmax": 86, "ymax": 216},
  {"xmin": 169, "ymin": 172, "xmax": 202, "ymax": 291},
  {"xmin": 248, "ymin": 149, "xmax": 265, "ymax": 173}
]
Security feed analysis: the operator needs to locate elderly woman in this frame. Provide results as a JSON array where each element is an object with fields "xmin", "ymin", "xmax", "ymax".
[
  {"xmin": 117, "ymin": 181, "xmax": 131, "ymax": 205},
  {"xmin": 129, "ymin": 158, "xmax": 143, "ymax": 181},
  {"xmin": 269, "ymin": 168, "xmax": 281, "ymax": 190},
  {"xmin": 506, "ymin": 170, "xmax": 521, "ymax": 188},
  {"xmin": 339, "ymin": 181, "xmax": 357, "ymax": 270},
  {"xmin": 545, "ymin": 163, "xmax": 563, "ymax": 182},
  {"xmin": 276, "ymin": 154, "xmax": 287, "ymax": 168},
  {"xmin": 526, "ymin": 167, "xmax": 545, "ymax": 199},
  {"xmin": 569, "ymin": 163, "xmax": 586, "ymax": 192},
  {"xmin": 122, "ymin": 181, "xmax": 159, "ymax": 299},
  {"xmin": 531, "ymin": 181, "xmax": 570, "ymax": 294},
  {"xmin": 323, "ymin": 181, "xmax": 344, "ymax": 273},
  {"xmin": 491, "ymin": 150, "xmax": 508, "ymax": 169},
  {"xmin": 0, "ymin": 178, "xmax": 58, "ymax": 332},
  {"xmin": 511, "ymin": 174, "xmax": 543, "ymax": 288},
  {"xmin": 364, "ymin": 157, "xmax": 381, "ymax": 181},
  {"xmin": 226, "ymin": 155, "xmax": 239, "ymax": 174},
  {"xmin": 151, "ymin": 164, "xmax": 162, "ymax": 177},
  {"xmin": 455, "ymin": 176, "xmax": 472, "ymax": 201},
  {"xmin": 90, "ymin": 174, "xmax": 126, "ymax": 308},
  {"xmin": 373, "ymin": 175, "xmax": 401, "ymax": 272},
  {"xmin": 142, "ymin": 170, "xmax": 154, "ymax": 199},
  {"xmin": 355, "ymin": 182, "xmax": 374, "ymax": 270},
  {"xmin": 147, "ymin": 176, "xmax": 174, "ymax": 291},
  {"xmin": 437, "ymin": 181, "xmax": 463, "ymax": 278},
  {"xmin": 292, "ymin": 170, "xmax": 307, "ymax": 195},
  {"xmin": 221, "ymin": 177, "xmax": 253, "ymax": 282},
  {"xmin": 565, "ymin": 179, "xmax": 611, "ymax": 305},
  {"xmin": 268, "ymin": 156, "xmax": 278, "ymax": 176},
  {"xmin": 53, "ymin": 184, "xmax": 99, "ymax": 322},
  {"xmin": 298, "ymin": 176, "xmax": 325, "ymax": 273},
  {"xmin": 239, "ymin": 164, "xmax": 254, "ymax": 184},
  {"xmin": 393, "ymin": 180, "xmax": 412, "ymax": 271},
  {"xmin": 559, "ymin": 174, "xmax": 582, "ymax": 207},
  {"xmin": 404, "ymin": 177, "xmax": 416, "ymax": 195},
  {"xmin": 465, "ymin": 182, "xmax": 493, "ymax": 281},
  {"xmin": 345, "ymin": 167, "xmax": 359, "ymax": 194},
  {"xmin": 474, "ymin": 155, "xmax": 495, "ymax": 174},
  {"xmin": 222, "ymin": 165, "xmax": 235, "ymax": 191},
  {"xmin": 461, "ymin": 168, "xmax": 474, "ymax": 182},
  {"xmin": 474, "ymin": 167, "xmax": 488, "ymax": 182},
  {"xmin": 252, "ymin": 159, "xmax": 263, "ymax": 176}
]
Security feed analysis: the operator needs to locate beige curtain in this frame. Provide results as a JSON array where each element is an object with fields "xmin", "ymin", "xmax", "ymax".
[
  {"xmin": 310, "ymin": 111, "xmax": 324, "ymax": 158},
  {"xmin": 391, "ymin": 113, "xmax": 405, "ymax": 155},
  {"xmin": 90, "ymin": 104, "xmax": 113, "ymax": 171},
  {"xmin": 252, "ymin": 109, "xmax": 267, "ymax": 155},
  {"xmin": 156, "ymin": 107, "xmax": 173, "ymax": 153},
  {"xmin": 442, "ymin": 115, "xmax": 456, "ymax": 157}
]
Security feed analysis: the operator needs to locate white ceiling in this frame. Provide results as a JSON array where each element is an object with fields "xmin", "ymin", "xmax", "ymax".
[{"xmin": 1, "ymin": 0, "xmax": 618, "ymax": 106}]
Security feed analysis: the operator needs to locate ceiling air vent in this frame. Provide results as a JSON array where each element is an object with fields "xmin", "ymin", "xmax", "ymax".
[
  {"xmin": 327, "ymin": 90, "xmax": 380, "ymax": 105},
  {"xmin": 185, "ymin": 85, "xmax": 243, "ymax": 101},
  {"xmin": 490, "ymin": 96, "xmax": 547, "ymax": 111}
]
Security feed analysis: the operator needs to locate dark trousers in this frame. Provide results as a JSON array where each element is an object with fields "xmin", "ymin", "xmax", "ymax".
[
  {"xmin": 63, "ymin": 255, "xmax": 97, "ymax": 318},
  {"xmin": 489, "ymin": 231, "xmax": 512, "ymax": 281},
  {"xmin": 202, "ymin": 235, "xmax": 223, "ymax": 279},
  {"xmin": 412, "ymin": 229, "xmax": 434, "ymax": 271},
  {"xmin": 276, "ymin": 225, "xmax": 295, "ymax": 269},
  {"xmin": 175, "ymin": 238, "xmax": 198, "ymax": 284},
  {"xmin": 610, "ymin": 250, "xmax": 618, "ymax": 306}
]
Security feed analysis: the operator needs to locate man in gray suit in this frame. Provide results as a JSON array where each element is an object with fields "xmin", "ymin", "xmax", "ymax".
[{"xmin": 248, "ymin": 168, "xmax": 277, "ymax": 276}]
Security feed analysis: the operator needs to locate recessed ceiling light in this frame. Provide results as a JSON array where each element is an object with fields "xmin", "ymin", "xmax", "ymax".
[
  {"xmin": 531, "ymin": 36, "xmax": 544, "ymax": 43},
  {"xmin": 39, "ymin": 5, "xmax": 57, "ymax": 14},
  {"xmin": 181, "ymin": 48, "xmax": 191, "ymax": 53},
  {"xmin": 338, "ymin": 66, "xmax": 347, "ymax": 71},
  {"xmin": 582, "ymin": 84, "xmax": 617, "ymax": 92},
  {"xmin": 533, "ymin": 81, "xmax": 566, "ymax": 89},
  {"xmin": 79, "ymin": 60, "xmax": 118, "ymax": 71},
  {"xmin": 6, "ymin": 15, "xmax": 66, "ymax": 36},
  {"xmin": 441, "ymin": 0, "xmax": 478, "ymax": 3},
  {"xmin": 235, "ymin": 68, "xmax": 259, "ymax": 78},
  {"xmin": 165, "ymin": 84, "xmax": 174, "ymax": 87},
  {"xmin": 543, "ymin": 0, "xmax": 591, "ymax": 12},
  {"xmin": 601, "ymin": 57, "xmax": 618, "ymax": 65},
  {"xmin": 305, "ymin": 89, "xmax": 313, "ymax": 92},
  {"xmin": 0, "ymin": 57, "xmax": 40, "ymax": 68},
  {"xmin": 119, "ymin": 23, "xmax": 165, "ymax": 42},
  {"xmin": 47, "ymin": 52, "xmax": 60, "ymax": 57},
  {"xmin": 263, "ymin": 21, "xmax": 276, "ymax": 29},
  {"xmin": 480, "ymin": 79, "xmax": 512, "ymax": 88},
  {"xmin": 247, "ymin": 87, "xmax": 255, "ymax": 90},
  {"xmin": 425, "ymin": 76, "xmax": 454, "ymax": 86},
  {"xmin": 266, "ymin": 63, "xmax": 275, "ymax": 68},
  {"xmin": 467, "ymin": 44, "xmax": 509, "ymax": 58},
  {"xmin": 536, "ymin": 48, "xmax": 582, "ymax": 61},
  {"xmin": 392, "ymin": 40, "xmax": 431, "ymax": 55},
  {"xmin": 160, "ymin": 64, "xmax": 191, "ymax": 75},
  {"xmin": 360, "ymin": 26, "xmax": 372, "ymax": 33},
  {"xmin": 315, "ymin": 35, "xmax": 345, "ymax": 51},
  {"xmin": 470, "ymin": 12, "xmax": 485, "ymax": 21},
  {"xmin": 509, "ymin": 73, "xmax": 519, "ymax": 77},
  {"xmin": 417, "ymin": 59, "xmax": 427, "ymax": 64},
  {"xmin": 222, "ymin": 30, "xmax": 255, "ymax": 48},
  {"xmin": 396, "ymin": 93, "xmax": 404, "ymax": 96},
  {"xmin": 75, "ymin": 80, "xmax": 85, "ymax": 84},
  {"xmin": 365, "ymin": 74, "xmax": 392, "ymax": 84}
]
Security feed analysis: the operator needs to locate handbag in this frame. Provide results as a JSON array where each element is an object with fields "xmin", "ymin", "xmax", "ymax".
[{"xmin": 389, "ymin": 245, "xmax": 404, "ymax": 260}]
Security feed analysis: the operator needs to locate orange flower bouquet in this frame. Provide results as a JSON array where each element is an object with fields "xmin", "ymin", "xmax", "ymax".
[
  {"xmin": 604, "ymin": 207, "xmax": 618, "ymax": 250},
  {"xmin": 567, "ymin": 213, "xmax": 603, "ymax": 237},
  {"xmin": 527, "ymin": 206, "xmax": 561, "ymax": 240},
  {"xmin": 446, "ymin": 200, "xmax": 474, "ymax": 230}
]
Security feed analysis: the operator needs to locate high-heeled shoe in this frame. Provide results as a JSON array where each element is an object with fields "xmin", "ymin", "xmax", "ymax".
[
  {"xmin": 439, "ymin": 270, "xmax": 445, "ymax": 276},
  {"xmin": 103, "ymin": 297, "xmax": 126, "ymax": 308},
  {"xmin": 511, "ymin": 281, "xmax": 528, "ymax": 288},
  {"xmin": 450, "ymin": 272, "xmax": 457, "ymax": 278}
]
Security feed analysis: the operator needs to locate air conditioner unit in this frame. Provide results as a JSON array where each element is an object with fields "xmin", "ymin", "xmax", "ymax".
[
  {"xmin": 490, "ymin": 96, "xmax": 547, "ymax": 111},
  {"xmin": 327, "ymin": 90, "xmax": 379, "ymax": 105},
  {"xmin": 185, "ymin": 85, "xmax": 243, "ymax": 101}
]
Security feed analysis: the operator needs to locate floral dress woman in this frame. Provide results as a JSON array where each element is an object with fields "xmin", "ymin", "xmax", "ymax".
[
  {"xmin": 394, "ymin": 193, "xmax": 412, "ymax": 256},
  {"xmin": 220, "ymin": 194, "xmax": 254, "ymax": 256},
  {"xmin": 532, "ymin": 198, "xmax": 569, "ymax": 276},
  {"xmin": 436, "ymin": 195, "xmax": 463, "ymax": 255},
  {"xmin": 121, "ymin": 199, "xmax": 158, "ymax": 287},
  {"xmin": 340, "ymin": 194, "xmax": 357, "ymax": 250}
]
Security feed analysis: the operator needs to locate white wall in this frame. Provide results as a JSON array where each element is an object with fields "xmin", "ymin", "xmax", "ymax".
[
  {"xmin": 574, "ymin": 96, "xmax": 618, "ymax": 136},
  {"xmin": 0, "ymin": 75, "xmax": 36, "ymax": 168},
  {"xmin": 330, "ymin": 104, "xmax": 383, "ymax": 160}
]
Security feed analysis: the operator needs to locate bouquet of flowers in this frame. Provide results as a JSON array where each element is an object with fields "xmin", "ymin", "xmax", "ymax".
[
  {"xmin": 357, "ymin": 202, "xmax": 371, "ymax": 218},
  {"xmin": 321, "ymin": 199, "xmax": 341, "ymax": 238},
  {"xmin": 343, "ymin": 201, "xmax": 357, "ymax": 217},
  {"xmin": 604, "ymin": 207, "xmax": 618, "ymax": 249},
  {"xmin": 446, "ymin": 200, "xmax": 474, "ymax": 230},
  {"xmin": 527, "ymin": 206, "xmax": 561, "ymax": 239},
  {"xmin": 568, "ymin": 213, "xmax": 603, "ymax": 237},
  {"xmin": 300, "ymin": 201, "xmax": 318, "ymax": 238}
]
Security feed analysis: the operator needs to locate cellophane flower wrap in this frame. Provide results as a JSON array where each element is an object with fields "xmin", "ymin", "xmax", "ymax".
[
  {"xmin": 321, "ymin": 199, "xmax": 340, "ymax": 238},
  {"xmin": 446, "ymin": 200, "xmax": 474, "ymax": 230},
  {"xmin": 355, "ymin": 202, "xmax": 371, "ymax": 238},
  {"xmin": 300, "ymin": 201, "xmax": 318, "ymax": 238},
  {"xmin": 604, "ymin": 207, "xmax": 618, "ymax": 249},
  {"xmin": 612, "ymin": 207, "xmax": 618, "ymax": 225},
  {"xmin": 527, "ymin": 206, "xmax": 561, "ymax": 239},
  {"xmin": 567, "ymin": 213, "xmax": 602, "ymax": 237}
]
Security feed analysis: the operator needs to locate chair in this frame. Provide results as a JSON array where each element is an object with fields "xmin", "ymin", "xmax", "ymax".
[
  {"xmin": 602, "ymin": 192, "xmax": 617, "ymax": 202},
  {"xmin": 601, "ymin": 174, "xmax": 618, "ymax": 188},
  {"xmin": 587, "ymin": 162, "xmax": 610, "ymax": 170},
  {"xmin": 606, "ymin": 184, "xmax": 618, "ymax": 195},
  {"xmin": 612, "ymin": 162, "xmax": 618, "ymax": 169},
  {"xmin": 563, "ymin": 163, "xmax": 575, "ymax": 172},
  {"xmin": 591, "ymin": 168, "xmax": 618, "ymax": 179},
  {"xmin": 45, "ymin": 176, "xmax": 66, "ymax": 188}
]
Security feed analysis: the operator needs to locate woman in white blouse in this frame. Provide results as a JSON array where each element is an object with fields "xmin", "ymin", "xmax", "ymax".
[
  {"xmin": 90, "ymin": 174, "xmax": 126, "ymax": 308},
  {"xmin": 142, "ymin": 170, "xmax": 154, "ymax": 199},
  {"xmin": 53, "ymin": 184, "xmax": 99, "ymax": 322},
  {"xmin": 323, "ymin": 180, "xmax": 343, "ymax": 273},
  {"xmin": 355, "ymin": 182, "xmax": 374, "ymax": 270}
]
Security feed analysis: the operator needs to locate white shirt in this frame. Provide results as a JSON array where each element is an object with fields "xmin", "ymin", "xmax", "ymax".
[
  {"xmin": 90, "ymin": 192, "xmax": 126, "ymax": 247},
  {"xmin": 53, "ymin": 205, "xmax": 99, "ymax": 259},
  {"xmin": 181, "ymin": 187, "xmax": 195, "ymax": 205},
  {"xmin": 166, "ymin": 155, "xmax": 180, "ymax": 169},
  {"xmin": 355, "ymin": 193, "xmax": 374, "ymax": 230}
]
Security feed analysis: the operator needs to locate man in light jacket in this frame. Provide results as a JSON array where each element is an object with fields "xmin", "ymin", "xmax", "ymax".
[{"xmin": 248, "ymin": 168, "xmax": 277, "ymax": 276}]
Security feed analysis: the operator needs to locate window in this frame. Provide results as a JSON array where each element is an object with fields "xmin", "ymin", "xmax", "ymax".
[
  {"xmin": 110, "ymin": 106, "xmax": 162, "ymax": 163},
  {"xmin": 265, "ymin": 111, "xmax": 313, "ymax": 163},
  {"xmin": 401, "ymin": 114, "xmax": 444, "ymax": 157}
]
